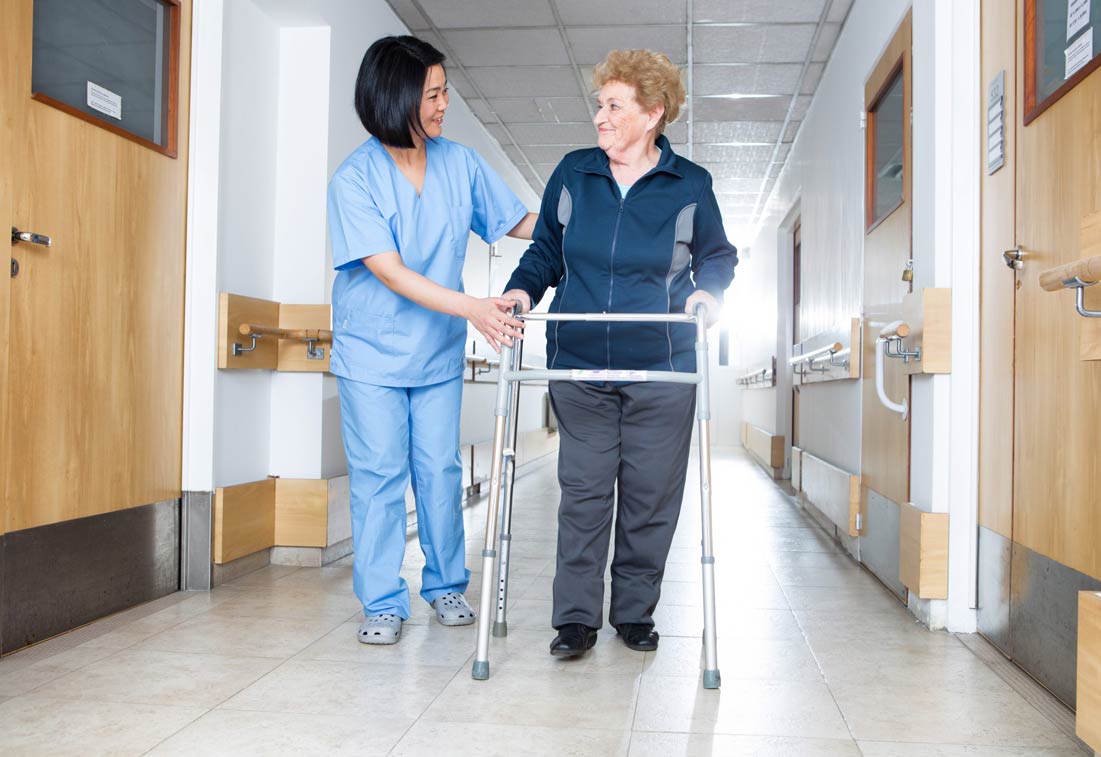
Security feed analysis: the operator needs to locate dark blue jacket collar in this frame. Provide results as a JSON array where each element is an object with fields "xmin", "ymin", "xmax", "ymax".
[{"xmin": 573, "ymin": 134, "xmax": 683, "ymax": 180}]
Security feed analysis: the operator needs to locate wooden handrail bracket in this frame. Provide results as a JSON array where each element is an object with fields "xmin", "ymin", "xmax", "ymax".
[{"xmin": 218, "ymin": 293, "xmax": 332, "ymax": 372}]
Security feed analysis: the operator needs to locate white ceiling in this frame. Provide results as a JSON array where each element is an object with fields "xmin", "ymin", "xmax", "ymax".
[{"xmin": 386, "ymin": 0, "xmax": 853, "ymax": 234}]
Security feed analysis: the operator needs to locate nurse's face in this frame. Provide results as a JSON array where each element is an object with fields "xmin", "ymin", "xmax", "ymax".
[{"xmin": 418, "ymin": 64, "xmax": 449, "ymax": 140}]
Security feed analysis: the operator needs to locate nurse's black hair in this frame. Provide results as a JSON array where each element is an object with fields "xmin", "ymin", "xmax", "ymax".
[{"xmin": 355, "ymin": 36, "xmax": 446, "ymax": 148}]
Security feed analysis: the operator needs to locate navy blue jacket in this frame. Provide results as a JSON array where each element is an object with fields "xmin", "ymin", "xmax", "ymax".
[{"xmin": 505, "ymin": 135, "xmax": 738, "ymax": 372}]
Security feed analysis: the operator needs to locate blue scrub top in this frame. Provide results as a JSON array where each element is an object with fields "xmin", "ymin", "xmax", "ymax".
[{"xmin": 328, "ymin": 136, "xmax": 528, "ymax": 387}]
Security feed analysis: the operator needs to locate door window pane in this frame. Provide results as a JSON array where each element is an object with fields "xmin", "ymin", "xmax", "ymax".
[
  {"xmin": 871, "ymin": 72, "xmax": 904, "ymax": 225},
  {"xmin": 32, "ymin": 0, "xmax": 176, "ymax": 150}
]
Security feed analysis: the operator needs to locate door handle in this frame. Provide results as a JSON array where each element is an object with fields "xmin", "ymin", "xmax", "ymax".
[
  {"xmin": 1003, "ymin": 247, "xmax": 1023, "ymax": 270},
  {"xmin": 11, "ymin": 227, "xmax": 51, "ymax": 247}
]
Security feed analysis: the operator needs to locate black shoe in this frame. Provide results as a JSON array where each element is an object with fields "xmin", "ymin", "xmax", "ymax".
[
  {"xmin": 616, "ymin": 623, "xmax": 659, "ymax": 651},
  {"xmin": 549, "ymin": 623, "xmax": 598, "ymax": 657}
]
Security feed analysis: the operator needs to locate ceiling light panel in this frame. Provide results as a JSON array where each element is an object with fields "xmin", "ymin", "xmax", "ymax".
[
  {"xmin": 555, "ymin": 0, "xmax": 686, "ymax": 26},
  {"xmin": 566, "ymin": 26, "xmax": 687, "ymax": 65},
  {"xmin": 441, "ymin": 29, "xmax": 570, "ymax": 67},
  {"xmin": 693, "ymin": 24, "xmax": 815, "ymax": 64},
  {"xmin": 415, "ymin": 0, "xmax": 556, "ymax": 28},
  {"xmin": 487, "ymin": 97, "xmax": 592, "ymax": 122}
]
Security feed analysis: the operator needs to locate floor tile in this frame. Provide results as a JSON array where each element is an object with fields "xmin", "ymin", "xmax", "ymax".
[
  {"xmin": 391, "ymin": 721, "xmax": 630, "ymax": 756},
  {"xmin": 138, "ymin": 613, "xmax": 343, "ymax": 658},
  {"xmin": 628, "ymin": 732, "xmax": 861, "ymax": 756},
  {"xmin": 149, "ymin": 708, "xmax": 411, "ymax": 756}
]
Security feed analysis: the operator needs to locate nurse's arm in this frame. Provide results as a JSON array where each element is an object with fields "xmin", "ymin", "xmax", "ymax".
[
  {"xmin": 504, "ymin": 212, "xmax": 538, "ymax": 241},
  {"xmin": 362, "ymin": 252, "xmax": 524, "ymax": 352}
]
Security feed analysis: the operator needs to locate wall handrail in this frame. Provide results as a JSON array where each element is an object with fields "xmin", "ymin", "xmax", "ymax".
[
  {"xmin": 1038, "ymin": 255, "xmax": 1101, "ymax": 291},
  {"xmin": 878, "ymin": 320, "xmax": 911, "ymax": 339},
  {"xmin": 1039, "ymin": 256, "xmax": 1101, "ymax": 318},
  {"xmin": 234, "ymin": 323, "xmax": 331, "ymax": 359},
  {"xmin": 787, "ymin": 341, "xmax": 843, "ymax": 367}
]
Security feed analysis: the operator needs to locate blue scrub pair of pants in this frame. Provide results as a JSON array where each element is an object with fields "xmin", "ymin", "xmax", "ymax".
[{"xmin": 337, "ymin": 374, "xmax": 469, "ymax": 619}]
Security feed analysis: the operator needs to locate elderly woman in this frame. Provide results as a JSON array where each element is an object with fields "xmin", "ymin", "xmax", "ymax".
[{"xmin": 503, "ymin": 49, "xmax": 737, "ymax": 657}]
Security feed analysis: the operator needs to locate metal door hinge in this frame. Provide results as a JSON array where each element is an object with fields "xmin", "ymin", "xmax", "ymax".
[
  {"xmin": 859, "ymin": 111, "xmax": 867, "ymax": 130},
  {"xmin": 855, "ymin": 513, "xmax": 863, "ymax": 531}
]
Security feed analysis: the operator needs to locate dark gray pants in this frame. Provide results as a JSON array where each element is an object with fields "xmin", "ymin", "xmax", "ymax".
[{"xmin": 549, "ymin": 380, "xmax": 696, "ymax": 630}]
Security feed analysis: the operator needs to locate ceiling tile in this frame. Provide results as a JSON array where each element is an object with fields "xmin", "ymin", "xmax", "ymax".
[
  {"xmin": 812, "ymin": 23, "xmax": 841, "ymax": 62},
  {"xmin": 693, "ymin": 144, "xmax": 777, "ymax": 163},
  {"xmin": 442, "ymin": 29, "xmax": 569, "ymax": 66},
  {"xmin": 556, "ymin": 0, "xmax": 685, "ymax": 26},
  {"xmin": 465, "ymin": 66, "xmax": 583, "ymax": 97},
  {"xmin": 698, "ymin": 162, "xmax": 769, "ymax": 180},
  {"xmin": 566, "ymin": 26, "xmax": 687, "ymax": 65},
  {"xmin": 664, "ymin": 122, "xmax": 688, "ymax": 143},
  {"xmin": 784, "ymin": 120, "xmax": 801, "ymax": 142},
  {"xmin": 415, "ymin": 0, "xmax": 556, "ymax": 28},
  {"xmin": 444, "ymin": 66, "xmax": 475, "ymax": 96},
  {"xmin": 828, "ymin": 0, "xmax": 855, "ymax": 23},
  {"xmin": 465, "ymin": 98, "xmax": 495, "ymax": 122},
  {"xmin": 800, "ymin": 63, "xmax": 825, "ymax": 94},
  {"xmin": 507, "ymin": 122, "xmax": 596, "ymax": 144},
  {"xmin": 503, "ymin": 143, "xmax": 586, "ymax": 164},
  {"xmin": 486, "ymin": 97, "xmax": 592, "ymax": 122},
  {"xmin": 693, "ymin": 95, "xmax": 790, "ymax": 121},
  {"xmin": 713, "ymin": 177, "xmax": 767, "ymax": 193},
  {"xmin": 386, "ymin": 0, "xmax": 429, "ymax": 30},
  {"xmin": 694, "ymin": 63, "xmax": 803, "ymax": 96},
  {"xmin": 694, "ymin": 24, "xmax": 815, "ymax": 64},
  {"xmin": 693, "ymin": 120, "xmax": 782, "ymax": 143},
  {"xmin": 693, "ymin": 0, "xmax": 827, "ymax": 24}
]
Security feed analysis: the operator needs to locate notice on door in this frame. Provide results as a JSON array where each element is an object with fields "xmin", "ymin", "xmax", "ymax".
[
  {"xmin": 1065, "ymin": 27, "xmax": 1095, "ymax": 79},
  {"xmin": 86, "ymin": 81, "xmax": 122, "ymax": 120},
  {"xmin": 1068, "ymin": 0, "xmax": 1091, "ymax": 40}
]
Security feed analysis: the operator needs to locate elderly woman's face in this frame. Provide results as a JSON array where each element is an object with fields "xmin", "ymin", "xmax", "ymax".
[
  {"xmin": 593, "ymin": 80, "xmax": 661, "ymax": 156},
  {"xmin": 418, "ymin": 64, "xmax": 449, "ymax": 140}
]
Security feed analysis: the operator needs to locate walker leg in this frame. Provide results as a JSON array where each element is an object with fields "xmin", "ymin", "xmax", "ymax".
[
  {"xmin": 694, "ymin": 311, "xmax": 721, "ymax": 689},
  {"xmin": 472, "ymin": 341, "xmax": 515, "ymax": 680},
  {"xmin": 493, "ymin": 339, "xmax": 524, "ymax": 637}
]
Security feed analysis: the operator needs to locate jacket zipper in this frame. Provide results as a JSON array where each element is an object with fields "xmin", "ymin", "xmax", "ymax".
[{"xmin": 606, "ymin": 196, "xmax": 624, "ymax": 368}]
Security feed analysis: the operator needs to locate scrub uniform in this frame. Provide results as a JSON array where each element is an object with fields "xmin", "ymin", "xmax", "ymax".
[{"xmin": 328, "ymin": 136, "xmax": 528, "ymax": 619}]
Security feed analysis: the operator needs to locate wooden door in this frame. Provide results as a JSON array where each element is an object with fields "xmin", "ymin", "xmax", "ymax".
[
  {"xmin": 858, "ymin": 13, "xmax": 911, "ymax": 519},
  {"xmin": 4, "ymin": 5, "xmax": 190, "ymax": 541},
  {"xmin": 792, "ymin": 221, "xmax": 801, "ymax": 448},
  {"xmin": 1012, "ymin": 22, "xmax": 1101, "ymax": 594}
]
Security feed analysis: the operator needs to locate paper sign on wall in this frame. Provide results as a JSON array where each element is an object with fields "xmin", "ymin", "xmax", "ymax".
[
  {"xmin": 1068, "ymin": 0, "xmax": 1091, "ymax": 40},
  {"xmin": 87, "ymin": 81, "xmax": 122, "ymax": 120},
  {"xmin": 1065, "ymin": 27, "xmax": 1095, "ymax": 79}
]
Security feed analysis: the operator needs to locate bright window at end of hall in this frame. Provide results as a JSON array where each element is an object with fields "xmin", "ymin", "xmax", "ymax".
[
  {"xmin": 866, "ymin": 66, "xmax": 904, "ymax": 231},
  {"xmin": 1026, "ymin": 0, "xmax": 1101, "ymax": 124},
  {"xmin": 31, "ymin": 0, "xmax": 181, "ymax": 157}
]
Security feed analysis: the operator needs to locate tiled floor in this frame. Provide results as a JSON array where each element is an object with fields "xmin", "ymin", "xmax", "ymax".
[{"xmin": 0, "ymin": 448, "xmax": 1090, "ymax": 755}]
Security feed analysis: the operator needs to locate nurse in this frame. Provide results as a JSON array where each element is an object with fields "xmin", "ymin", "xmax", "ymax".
[{"xmin": 328, "ymin": 36, "xmax": 535, "ymax": 645}]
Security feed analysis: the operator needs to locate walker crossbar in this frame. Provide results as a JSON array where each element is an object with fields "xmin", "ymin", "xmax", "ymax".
[{"xmin": 470, "ymin": 304, "xmax": 722, "ymax": 689}]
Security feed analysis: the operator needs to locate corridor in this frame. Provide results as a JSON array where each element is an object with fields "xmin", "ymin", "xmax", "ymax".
[{"xmin": 0, "ymin": 449, "xmax": 1085, "ymax": 755}]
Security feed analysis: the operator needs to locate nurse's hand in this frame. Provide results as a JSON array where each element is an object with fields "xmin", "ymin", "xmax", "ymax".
[
  {"xmin": 463, "ymin": 296, "xmax": 525, "ymax": 353},
  {"xmin": 501, "ymin": 289, "xmax": 531, "ymax": 314}
]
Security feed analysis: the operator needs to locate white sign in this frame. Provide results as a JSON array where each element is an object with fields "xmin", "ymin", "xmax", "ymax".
[
  {"xmin": 1068, "ymin": 0, "xmax": 1091, "ymax": 40},
  {"xmin": 987, "ymin": 70, "xmax": 1005, "ymax": 175},
  {"xmin": 1065, "ymin": 26, "xmax": 1094, "ymax": 79},
  {"xmin": 86, "ymin": 81, "xmax": 122, "ymax": 120}
]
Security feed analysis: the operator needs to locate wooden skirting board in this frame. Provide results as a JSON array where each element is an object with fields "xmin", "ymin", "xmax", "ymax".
[
  {"xmin": 797, "ymin": 450, "xmax": 861, "ymax": 537},
  {"xmin": 1078, "ymin": 591, "xmax": 1101, "ymax": 751},
  {"xmin": 214, "ymin": 477, "xmax": 330, "ymax": 564},
  {"xmin": 899, "ymin": 501, "xmax": 949, "ymax": 599},
  {"xmin": 742, "ymin": 422, "xmax": 785, "ymax": 478}
]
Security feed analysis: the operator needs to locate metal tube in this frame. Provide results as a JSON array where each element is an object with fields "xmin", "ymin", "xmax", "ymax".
[
  {"xmin": 494, "ymin": 337, "xmax": 524, "ymax": 637},
  {"xmin": 694, "ymin": 304, "xmax": 721, "ymax": 689},
  {"xmin": 521, "ymin": 312, "xmax": 696, "ymax": 323},
  {"xmin": 504, "ymin": 369, "xmax": 700, "ymax": 384},
  {"xmin": 472, "ymin": 340, "xmax": 515, "ymax": 681}
]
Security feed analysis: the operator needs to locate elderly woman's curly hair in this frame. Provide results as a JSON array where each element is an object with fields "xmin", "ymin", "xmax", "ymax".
[{"xmin": 592, "ymin": 49, "xmax": 686, "ymax": 135}]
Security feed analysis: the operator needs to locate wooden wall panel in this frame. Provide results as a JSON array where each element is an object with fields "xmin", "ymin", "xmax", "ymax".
[
  {"xmin": 1079, "ymin": 591, "xmax": 1101, "ymax": 751},
  {"xmin": 278, "ymin": 303, "xmax": 332, "ymax": 372},
  {"xmin": 0, "ymin": 0, "xmax": 19, "ymax": 538},
  {"xmin": 861, "ymin": 11, "xmax": 913, "ymax": 511},
  {"xmin": 745, "ymin": 423, "xmax": 784, "ymax": 475},
  {"xmin": 899, "ymin": 501, "xmax": 949, "ymax": 599},
  {"xmin": 1013, "ymin": 33, "xmax": 1101, "ymax": 580},
  {"xmin": 274, "ymin": 479, "xmax": 328, "ymax": 548},
  {"xmin": 5, "ymin": 1, "xmax": 193, "ymax": 533},
  {"xmin": 214, "ymin": 478, "xmax": 276, "ymax": 564},
  {"xmin": 979, "ymin": 0, "xmax": 1017, "ymax": 538}
]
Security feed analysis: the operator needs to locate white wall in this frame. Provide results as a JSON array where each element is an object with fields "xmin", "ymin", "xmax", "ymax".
[
  {"xmin": 735, "ymin": 0, "xmax": 980, "ymax": 631},
  {"xmin": 185, "ymin": 0, "xmax": 547, "ymax": 491}
]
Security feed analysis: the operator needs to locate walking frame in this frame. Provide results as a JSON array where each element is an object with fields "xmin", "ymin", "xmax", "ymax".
[{"xmin": 470, "ymin": 304, "xmax": 721, "ymax": 690}]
